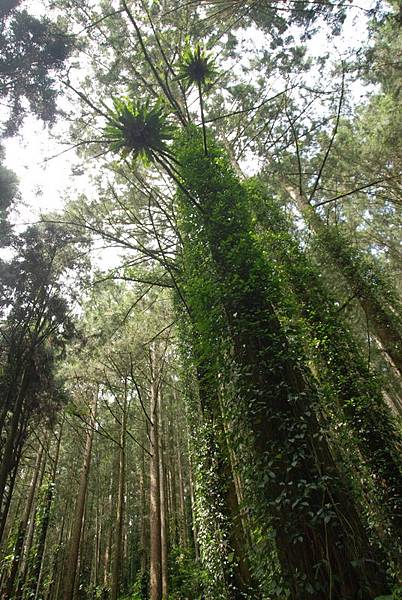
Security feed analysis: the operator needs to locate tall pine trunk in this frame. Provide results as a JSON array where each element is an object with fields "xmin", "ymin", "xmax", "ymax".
[
  {"xmin": 158, "ymin": 391, "xmax": 168, "ymax": 599},
  {"xmin": 111, "ymin": 380, "xmax": 128, "ymax": 600},
  {"xmin": 149, "ymin": 346, "xmax": 162, "ymax": 600},
  {"xmin": 3, "ymin": 443, "xmax": 44, "ymax": 599},
  {"xmin": 62, "ymin": 391, "xmax": 97, "ymax": 600}
]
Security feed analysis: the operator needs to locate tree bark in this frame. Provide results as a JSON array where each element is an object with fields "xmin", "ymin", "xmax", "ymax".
[
  {"xmin": 176, "ymin": 131, "xmax": 390, "ymax": 599},
  {"xmin": 62, "ymin": 391, "xmax": 97, "ymax": 600},
  {"xmin": 111, "ymin": 380, "xmax": 128, "ymax": 600},
  {"xmin": 3, "ymin": 443, "xmax": 44, "ymax": 599},
  {"xmin": 292, "ymin": 187, "xmax": 402, "ymax": 378},
  {"xmin": 149, "ymin": 346, "xmax": 162, "ymax": 600},
  {"xmin": 0, "ymin": 369, "xmax": 30, "ymax": 514},
  {"xmin": 158, "ymin": 391, "xmax": 168, "ymax": 599},
  {"xmin": 31, "ymin": 424, "xmax": 63, "ymax": 600}
]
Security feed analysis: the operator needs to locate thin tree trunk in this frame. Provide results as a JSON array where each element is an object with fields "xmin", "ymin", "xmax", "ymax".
[
  {"xmin": 47, "ymin": 503, "xmax": 67, "ymax": 600},
  {"xmin": 176, "ymin": 441, "xmax": 188, "ymax": 548},
  {"xmin": 32, "ymin": 424, "xmax": 63, "ymax": 600},
  {"xmin": 62, "ymin": 391, "xmax": 97, "ymax": 600},
  {"xmin": 158, "ymin": 391, "xmax": 168, "ymax": 599},
  {"xmin": 139, "ymin": 446, "xmax": 147, "ymax": 577},
  {"xmin": 3, "ymin": 444, "xmax": 44, "ymax": 599},
  {"xmin": 187, "ymin": 453, "xmax": 199, "ymax": 561},
  {"xmin": 0, "ymin": 449, "xmax": 22, "ymax": 545},
  {"xmin": 0, "ymin": 371, "xmax": 29, "ymax": 514},
  {"xmin": 17, "ymin": 439, "xmax": 48, "ymax": 596},
  {"xmin": 149, "ymin": 346, "xmax": 162, "ymax": 600},
  {"xmin": 111, "ymin": 380, "xmax": 128, "ymax": 600},
  {"xmin": 103, "ymin": 468, "xmax": 115, "ymax": 589}
]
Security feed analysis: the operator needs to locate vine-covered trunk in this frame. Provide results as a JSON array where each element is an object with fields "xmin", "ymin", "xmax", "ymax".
[
  {"xmin": 175, "ymin": 128, "xmax": 390, "ymax": 599},
  {"xmin": 250, "ymin": 183, "xmax": 402, "ymax": 536},
  {"xmin": 294, "ymin": 191, "xmax": 402, "ymax": 377}
]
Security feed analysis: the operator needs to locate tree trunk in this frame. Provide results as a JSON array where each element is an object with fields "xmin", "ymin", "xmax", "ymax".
[
  {"xmin": 293, "ymin": 188, "xmax": 402, "ymax": 377},
  {"xmin": 16, "ymin": 438, "xmax": 48, "ymax": 598},
  {"xmin": 176, "ymin": 442, "xmax": 188, "ymax": 548},
  {"xmin": 103, "ymin": 469, "xmax": 115, "ymax": 589},
  {"xmin": 149, "ymin": 346, "xmax": 162, "ymax": 600},
  {"xmin": 3, "ymin": 443, "xmax": 44, "ymax": 599},
  {"xmin": 111, "ymin": 380, "xmax": 128, "ymax": 600},
  {"xmin": 176, "ymin": 130, "xmax": 390, "ymax": 599},
  {"xmin": 62, "ymin": 391, "xmax": 97, "ymax": 600},
  {"xmin": 158, "ymin": 391, "xmax": 168, "ymax": 599},
  {"xmin": 187, "ymin": 453, "xmax": 199, "ymax": 561},
  {"xmin": 31, "ymin": 424, "xmax": 63, "ymax": 600},
  {"xmin": 251, "ymin": 185, "xmax": 402, "ymax": 534},
  {"xmin": 139, "ymin": 446, "xmax": 147, "ymax": 577},
  {"xmin": 0, "ymin": 370, "xmax": 29, "ymax": 514}
]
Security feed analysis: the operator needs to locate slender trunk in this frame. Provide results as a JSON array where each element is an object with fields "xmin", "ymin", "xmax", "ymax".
[
  {"xmin": 198, "ymin": 82, "xmax": 208, "ymax": 156},
  {"xmin": 103, "ymin": 469, "xmax": 115, "ymax": 589},
  {"xmin": 139, "ymin": 447, "xmax": 147, "ymax": 576},
  {"xmin": 93, "ymin": 500, "xmax": 101, "ymax": 588},
  {"xmin": 149, "ymin": 347, "xmax": 162, "ymax": 600},
  {"xmin": 0, "ymin": 479, "xmax": 23, "ymax": 593},
  {"xmin": 187, "ymin": 453, "xmax": 199, "ymax": 561},
  {"xmin": 158, "ymin": 391, "xmax": 168, "ymax": 599},
  {"xmin": 176, "ymin": 442, "xmax": 188, "ymax": 548},
  {"xmin": 47, "ymin": 503, "xmax": 67, "ymax": 600},
  {"xmin": 31, "ymin": 425, "xmax": 63, "ymax": 600},
  {"xmin": 17, "ymin": 440, "xmax": 48, "ymax": 596},
  {"xmin": 62, "ymin": 391, "xmax": 97, "ymax": 600},
  {"xmin": 3, "ymin": 444, "xmax": 44, "ymax": 599},
  {"xmin": 0, "ymin": 451, "xmax": 21, "ymax": 545},
  {"xmin": 0, "ymin": 371, "xmax": 29, "ymax": 513},
  {"xmin": 167, "ymin": 393, "xmax": 178, "ymax": 548},
  {"xmin": 111, "ymin": 381, "xmax": 128, "ymax": 600}
]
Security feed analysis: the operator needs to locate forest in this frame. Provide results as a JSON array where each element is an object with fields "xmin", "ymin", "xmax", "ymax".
[{"xmin": 0, "ymin": 0, "xmax": 401, "ymax": 598}]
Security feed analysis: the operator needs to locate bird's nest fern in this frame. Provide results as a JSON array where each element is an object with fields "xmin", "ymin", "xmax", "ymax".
[{"xmin": 104, "ymin": 98, "xmax": 175, "ymax": 165}]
